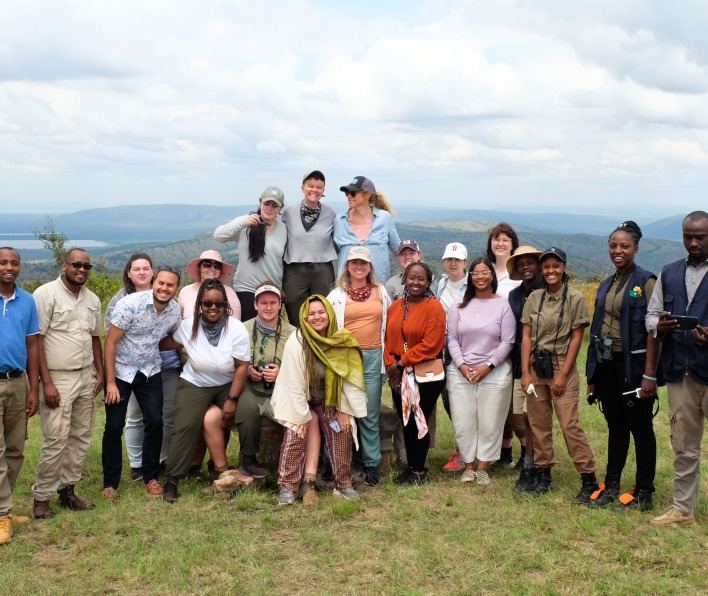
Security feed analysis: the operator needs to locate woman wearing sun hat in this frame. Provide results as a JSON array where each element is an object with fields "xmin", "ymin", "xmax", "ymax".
[
  {"xmin": 179, "ymin": 250, "xmax": 241, "ymax": 320},
  {"xmin": 214, "ymin": 186, "xmax": 287, "ymax": 321},
  {"xmin": 333, "ymin": 176, "xmax": 400, "ymax": 283}
]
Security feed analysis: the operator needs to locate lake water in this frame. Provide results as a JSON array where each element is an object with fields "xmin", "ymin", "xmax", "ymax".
[{"xmin": 0, "ymin": 234, "xmax": 107, "ymax": 249}]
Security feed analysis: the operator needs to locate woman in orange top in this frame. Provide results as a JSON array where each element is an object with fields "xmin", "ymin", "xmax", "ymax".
[{"xmin": 384, "ymin": 262, "xmax": 446, "ymax": 485}]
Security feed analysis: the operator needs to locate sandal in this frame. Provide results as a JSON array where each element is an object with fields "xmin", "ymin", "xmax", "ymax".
[{"xmin": 101, "ymin": 487, "xmax": 117, "ymax": 500}]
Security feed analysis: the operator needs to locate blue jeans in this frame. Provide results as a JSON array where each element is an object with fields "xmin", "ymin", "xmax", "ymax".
[
  {"xmin": 358, "ymin": 348, "xmax": 383, "ymax": 467},
  {"xmin": 102, "ymin": 372, "xmax": 164, "ymax": 488}
]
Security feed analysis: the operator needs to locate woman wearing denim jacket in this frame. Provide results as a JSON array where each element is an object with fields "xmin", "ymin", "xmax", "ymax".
[{"xmin": 334, "ymin": 176, "xmax": 400, "ymax": 283}]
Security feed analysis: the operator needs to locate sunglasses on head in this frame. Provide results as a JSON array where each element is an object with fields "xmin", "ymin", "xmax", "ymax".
[
  {"xmin": 200, "ymin": 260, "xmax": 222, "ymax": 270},
  {"xmin": 202, "ymin": 300, "xmax": 226, "ymax": 309},
  {"xmin": 158, "ymin": 265, "xmax": 180, "ymax": 274},
  {"xmin": 66, "ymin": 262, "xmax": 93, "ymax": 271}
]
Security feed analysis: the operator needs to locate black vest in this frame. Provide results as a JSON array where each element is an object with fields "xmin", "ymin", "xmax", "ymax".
[
  {"xmin": 660, "ymin": 259, "xmax": 708, "ymax": 385},
  {"xmin": 586, "ymin": 265, "xmax": 660, "ymax": 388}
]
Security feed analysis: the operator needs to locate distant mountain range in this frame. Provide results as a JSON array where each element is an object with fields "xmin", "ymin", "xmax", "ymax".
[
  {"xmin": 13, "ymin": 204, "xmax": 688, "ymax": 283},
  {"xmin": 3, "ymin": 203, "xmax": 692, "ymax": 244}
]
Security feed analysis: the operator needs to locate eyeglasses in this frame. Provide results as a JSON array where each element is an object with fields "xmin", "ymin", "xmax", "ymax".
[
  {"xmin": 66, "ymin": 262, "xmax": 93, "ymax": 271},
  {"xmin": 158, "ymin": 266, "xmax": 180, "ymax": 275},
  {"xmin": 470, "ymin": 271, "xmax": 493, "ymax": 277},
  {"xmin": 202, "ymin": 300, "xmax": 227, "ymax": 309},
  {"xmin": 200, "ymin": 260, "xmax": 222, "ymax": 270}
]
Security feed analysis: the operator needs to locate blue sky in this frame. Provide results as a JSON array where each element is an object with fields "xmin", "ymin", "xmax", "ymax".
[{"xmin": 1, "ymin": 0, "xmax": 707, "ymax": 218}]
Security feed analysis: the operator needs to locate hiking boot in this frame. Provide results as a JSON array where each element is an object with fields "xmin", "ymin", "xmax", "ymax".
[
  {"xmin": 58, "ymin": 486, "xmax": 95, "ymax": 511},
  {"xmin": 33, "ymin": 499, "xmax": 54, "ymax": 520},
  {"xmin": 513, "ymin": 465, "xmax": 536, "ymax": 494},
  {"xmin": 145, "ymin": 479, "xmax": 163, "ymax": 497},
  {"xmin": 442, "ymin": 451, "xmax": 464, "ymax": 472},
  {"xmin": 573, "ymin": 472, "xmax": 599, "ymax": 505},
  {"xmin": 363, "ymin": 466, "xmax": 379, "ymax": 487},
  {"xmin": 302, "ymin": 480, "xmax": 318, "ymax": 506},
  {"xmin": 278, "ymin": 488, "xmax": 296, "ymax": 506},
  {"xmin": 9, "ymin": 513, "xmax": 30, "ymax": 524},
  {"xmin": 239, "ymin": 461, "xmax": 268, "ymax": 479},
  {"xmin": 162, "ymin": 481, "xmax": 179, "ymax": 503},
  {"xmin": 534, "ymin": 468, "xmax": 552, "ymax": 495},
  {"xmin": 650, "ymin": 507, "xmax": 695, "ymax": 527},
  {"xmin": 394, "ymin": 468, "xmax": 415, "ymax": 485},
  {"xmin": 616, "ymin": 488, "xmax": 654, "ymax": 511},
  {"xmin": 131, "ymin": 467, "xmax": 143, "ymax": 482},
  {"xmin": 0, "ymin": 518, "xmax": 12, "ymax": 544},
  {"xmin": 186, "ymin": 464, "xmax": 202, "ymax": 478},
  {"xmin": 587, "ymin": 481, "xmax": 620, "ymax": 509},
  {"xmin": 461, "ymin": 469, "xmax": 477, "ymax": 483},
  {"xmin": 411, "ymin": 469, "xmax": 428, "ymax": 485},
  {"xmin": 333, "ymin": 486, "xmax": 360, "ymax": 500},
  {"xmin": 476, "ymin": 470, "xmax": 491, "ymax": 485}
]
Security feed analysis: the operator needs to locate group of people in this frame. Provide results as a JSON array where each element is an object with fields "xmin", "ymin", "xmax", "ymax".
[{"xmin": 0, "ymin": 177, "xmax": 706, "ymax": 544}]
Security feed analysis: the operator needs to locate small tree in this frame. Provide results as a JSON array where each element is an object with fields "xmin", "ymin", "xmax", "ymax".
[{"xmin": 32, "ymin": 216, "xmax": 69, "ymax": 269}]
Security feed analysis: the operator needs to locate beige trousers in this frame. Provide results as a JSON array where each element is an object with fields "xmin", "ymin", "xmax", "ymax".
[{"xmin": 0, "ymin": 376, "xmax": 28, "ymax": 517}]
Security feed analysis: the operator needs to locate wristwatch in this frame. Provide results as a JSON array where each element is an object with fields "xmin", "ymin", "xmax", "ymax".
[
  {"xmin": 486, "ymin": 361, "xmax": 495, "ymax": 370},
  {"xmin": 226, "ymin": 395, "xmax": 239, "ymax": 402}
]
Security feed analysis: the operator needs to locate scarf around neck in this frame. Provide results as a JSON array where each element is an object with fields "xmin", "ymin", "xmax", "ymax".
[
  {"xmin": 298, "ymin": 294, "xmax": 365, "ymax": 411},
  {"xmin": 300, "ymin": 200, "xmax": 321, "ymax": 232},
  {"xmin": 201, "ymin": 315, "xmax": 226, "ymax": 347}
]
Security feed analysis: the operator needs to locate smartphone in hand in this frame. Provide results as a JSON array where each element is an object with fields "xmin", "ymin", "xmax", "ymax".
[{"xmin": 667, "ymin": 315, "xmax": 699, "ymax": 330}]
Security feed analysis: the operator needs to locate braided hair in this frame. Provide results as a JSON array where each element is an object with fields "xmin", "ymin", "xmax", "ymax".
[
  {"xmin": 401, "ymin": 261, "xmax": 435, "ymax": 318},
  {"xmin": 190, "ymin": 278, "xmax": 232, "ymax": 341},
  {"xmin": 609, "ymin": 220, "xmax": 642, "ymax": 244}
]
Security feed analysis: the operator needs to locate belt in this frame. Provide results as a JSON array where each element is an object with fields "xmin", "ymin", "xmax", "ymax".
[{"xmin": 0, "ymin": 370, "xmax": 23, "ymax": 380}]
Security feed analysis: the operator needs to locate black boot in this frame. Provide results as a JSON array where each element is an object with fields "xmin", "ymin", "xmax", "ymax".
[
  {"xmin": 513, "ymin": 464, "xmax": 536, "ymax": 494},
  {"xmin": 573, "ymin": 472, "xmax": 599, "ymax": 505},
  {"xmin": 533, "ymin": 467, "xmax": 552, "ymax": 495},
  {"xmin": 617, "ymin": 488, "xmax": 654, "ymax": 512},
  {"xmin": 587, "ymin": 480, "xmax": 620, "ymax": 508}
]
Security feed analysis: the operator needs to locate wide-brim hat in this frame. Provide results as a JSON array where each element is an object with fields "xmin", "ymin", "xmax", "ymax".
[
  {"xmin": 186, "ymin": 250, "xmax": 234, "ymax": 282},
  {"xmin": 507, "ymin": 246, "xmax": 542, "ymax": 280}
]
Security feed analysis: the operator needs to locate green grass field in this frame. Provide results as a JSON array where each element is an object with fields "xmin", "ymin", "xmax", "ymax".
[{"xmin": 2, "ymin": 349, "xmax": 708, "ymax": 595}]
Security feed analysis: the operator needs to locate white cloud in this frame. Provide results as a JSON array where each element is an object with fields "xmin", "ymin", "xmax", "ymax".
[{"xmin": 0, "ymin": 0, "xmax": 707, "ymax": 217}]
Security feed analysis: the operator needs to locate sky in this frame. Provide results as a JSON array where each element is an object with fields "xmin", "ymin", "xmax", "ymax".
[{"xmin": 2, "ymin": 0, "xmax": 707, "ymax": 218}]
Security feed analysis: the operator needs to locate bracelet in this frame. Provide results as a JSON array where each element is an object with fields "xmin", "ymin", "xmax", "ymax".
[{"xmin": 642, "ymin": 374, "xmax": 657, "ymax": 382}]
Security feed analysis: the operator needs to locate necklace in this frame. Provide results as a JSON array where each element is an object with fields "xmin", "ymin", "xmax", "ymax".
[{"xmin": 347, "ymin": 284, "xmax": 372, "ymax": 302}]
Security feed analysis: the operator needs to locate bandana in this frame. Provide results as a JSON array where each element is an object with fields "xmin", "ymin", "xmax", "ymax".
[
  {"xmin": 300, "ymin": 201, "xmax": 321, "ymax": 232},
  {"xmin": 201, "ymin": 316, "xmax": 226, "ymax": 347}
]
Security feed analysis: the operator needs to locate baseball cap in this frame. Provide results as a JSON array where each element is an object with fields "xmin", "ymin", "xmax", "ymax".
[
  {"xmin": 303, "ymin": 170, "xmax": 325, "ymax": 183},
  {"xmin": 340, "ymin": 176, "xmax": 376, "ymax": 194},
  {"xmin": 259, "ymin": 186, "xmax": 285, "ymax": 207},
  {"xmin": 442, "ymin": 242, "xmax": 468, "ymax": 260},
  {"xmin": 539, "ymin": 247, "xmax": 567, "ymax": 263},
  {"xmin": 346, "ymin": 246, "xmax": 372, "ymax": 263},
  {"xmin": 396, "ymin": 240, "xmax": 420, "ymax": 254},
  {"xmin": 254, "ymin": 284, "xmax": 283, "ymax": 301}
]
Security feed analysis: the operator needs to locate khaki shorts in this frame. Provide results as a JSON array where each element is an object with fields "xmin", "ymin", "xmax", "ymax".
[{"xmin": 512, "ymin": 379, "xmax": 527, "ymax": 415}]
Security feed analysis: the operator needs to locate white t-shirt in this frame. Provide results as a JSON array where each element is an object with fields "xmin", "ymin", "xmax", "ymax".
[
  {"xmin": 496, "ymin": 272, "xmax": 521, "ymax": 299},
  {"xmin": 440, "ymin": 277, "xmax": 466, "ymax": 313},
  {"xmin": 175, "ymin": 316, "xmax": 251, "ymax": 387}
]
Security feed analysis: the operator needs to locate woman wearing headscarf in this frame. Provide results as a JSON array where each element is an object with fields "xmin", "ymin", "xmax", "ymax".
[
  {"xmin": 446, "ymin": 257, "xmax": 515, "ymax": 485},
  {"xmin": 327, "ymin": 246, "xmax": 392, "ymax": 486},
  {"xmin": 333, "ymin": 175, "xmax": 401, "ymax": 283},
  {"xmin": 384, "ymin": 262, "xmax": 446, "ymax": 485},
  {"xmin": 586, "ymin": 221, "xmax": 659, "ymax": 511},
  {"xmin": 281, "ymin": 170, "xmax": 338, "ymax": 325},
  {"xmin": 160, "ymin": 279, "xmax": 250, "ymax": 502},
  {"xmin": 520, "ymin": 247, "xmax": 598, "ymax": 503},
  {"xmin": 214, "ymin": 186, "xmax": 287, "ymax": 321},
  {"xmin": 179, "ymin": 250, "xmax": 240, "ymax": 320},
  {"xmin": 272, "ymin": 295, "xmax": 367, "ymax": 505}
]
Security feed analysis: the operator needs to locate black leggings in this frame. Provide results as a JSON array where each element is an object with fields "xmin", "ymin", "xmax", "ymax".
[
  {"xmin": 595, "ymin": 359, "xmax": 656, "ymax": 491},
  {"xmin": 392, "ymin": 379, "xmax": 445, "ymax": 472}
]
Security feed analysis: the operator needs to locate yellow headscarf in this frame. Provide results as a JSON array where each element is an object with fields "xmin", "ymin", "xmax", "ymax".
[{"xmin": 299, "ymin": 295, "xmax": 365, "ymax": 410}]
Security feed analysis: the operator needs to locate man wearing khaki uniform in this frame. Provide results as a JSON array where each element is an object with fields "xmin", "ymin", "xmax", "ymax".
[{"xmin": 32, "ymin": 248, "xmax": 104, "ymax": 519}]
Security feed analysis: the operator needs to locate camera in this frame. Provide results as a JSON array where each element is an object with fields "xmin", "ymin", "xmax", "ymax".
[
  {"xmin": 257, "ymin": 361, "xmax": 273, "ymax": 389},
  {"xmin": 532, "ymin": 349, "xmax": 555, "ymax": 378},
  {"xmin": 591, "ymin": 335, "xmax": 614, "ymax": 364}
]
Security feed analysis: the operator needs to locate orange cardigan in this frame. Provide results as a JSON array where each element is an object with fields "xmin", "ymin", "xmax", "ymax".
[{"xmin": 384, "ymin": 297, "xmax": 446, "ymax": 368}]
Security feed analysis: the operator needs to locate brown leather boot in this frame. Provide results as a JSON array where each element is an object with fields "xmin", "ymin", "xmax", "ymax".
[
  {"xmin": 58, "ymin": 486, "xmax": 95, "ymax": 511},
  {"xmin": 302, "ymin": 480, "xmax": 318, "ymax": 506},
  {"xmin": 33, "ymin": 499, "xmax": 55, "ymax": 520}
]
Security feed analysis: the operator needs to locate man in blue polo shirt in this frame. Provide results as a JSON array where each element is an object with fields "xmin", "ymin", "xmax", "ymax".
[
  {"xmin": 646, "ymin": 211, "xmax": 708, "ymax": 527},
  {"xmin": 0, "ymin": 247, "xmax": 40, "ymax": 544}
]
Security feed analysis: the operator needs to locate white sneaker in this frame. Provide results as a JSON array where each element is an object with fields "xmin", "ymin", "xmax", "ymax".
[
  {"xmin": 333, "ymin": 487, "xmax": 360, "ymax": 500},
  {"xmin": 461, "ymin": 469, "xmax": 477, "ymax": 483},
  {"xmin": 476, "ymin": 470, "xmax": 491, "ymax": 485}
]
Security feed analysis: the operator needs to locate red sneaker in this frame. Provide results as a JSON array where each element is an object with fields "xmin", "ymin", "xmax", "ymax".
[
  {"xmin": 442, "ymin": 451, "xmax": 464, "ymax": 472},
  {"xmin": 146, "ymin": 479, "xmax": 163, "ymax": 497}
]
